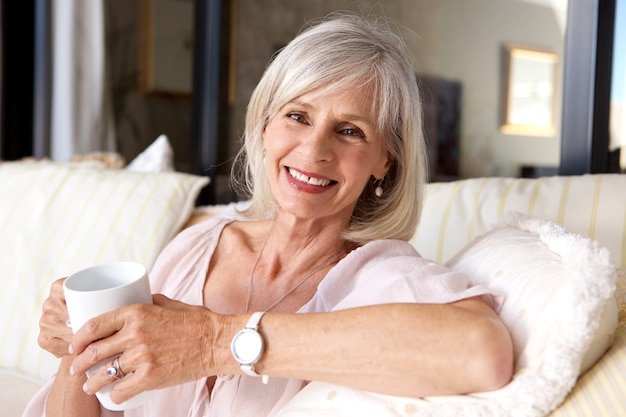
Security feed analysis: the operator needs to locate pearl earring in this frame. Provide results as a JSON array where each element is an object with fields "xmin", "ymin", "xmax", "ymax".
[{"xmin": 375, "ymin": 178, "xmax": 384, "ymax": 197}]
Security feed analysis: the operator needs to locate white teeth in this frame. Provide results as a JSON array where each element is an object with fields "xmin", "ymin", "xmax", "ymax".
[{"xmin": 288, "ymin": 168, "xmax": 331, "ymax": 186}]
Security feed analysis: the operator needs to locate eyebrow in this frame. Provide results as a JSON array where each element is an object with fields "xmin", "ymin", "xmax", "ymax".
[{"xmin": 288, "ymin": 100, "xmax": 375, "ymax": 125}]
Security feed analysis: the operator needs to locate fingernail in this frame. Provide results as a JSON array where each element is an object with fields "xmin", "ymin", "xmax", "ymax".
[
  {"xmin": 68, "ymin": 344, "xmax": 74, "ymax": 355},
  {"xmin": 83, "ymin": 382, "xmax": 90, "ymax": 394},
  {"xmin": 69, "ymin": 366, "xmax": 75, "ymax": 376}
]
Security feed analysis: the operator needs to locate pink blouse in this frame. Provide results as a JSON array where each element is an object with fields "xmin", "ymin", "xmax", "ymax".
[{"xmin": 23, "ymin": 217, "xmax": 497, "ymax": 417}]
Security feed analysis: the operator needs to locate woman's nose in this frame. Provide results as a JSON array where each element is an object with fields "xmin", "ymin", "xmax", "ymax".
[{"xmin": 299, "ymin": 127, "xmax": 334, "ymax": 161}]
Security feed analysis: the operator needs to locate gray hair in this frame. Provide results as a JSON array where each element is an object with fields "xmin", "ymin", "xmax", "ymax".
[{"xmin": 232, "ymin": 12, "xmax": 428, "ymax": 244}]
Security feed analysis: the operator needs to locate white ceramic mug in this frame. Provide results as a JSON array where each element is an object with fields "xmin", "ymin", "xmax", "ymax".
[{"xmin": 63, "ymin": 261, "xmax": 153, "ymax": 411}]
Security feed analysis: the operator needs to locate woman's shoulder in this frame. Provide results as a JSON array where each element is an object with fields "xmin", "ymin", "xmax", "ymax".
[
  {"xmin": 152, "ymin": 217, "xmax": 233, "ymax": 272},
  {"xmin": 306, "ymin": 238, "xmax": 484, "ymax": 312},
  {"xmin": 343, "ymin": 239, "xmax": 463, "ymax": 281},
  {"xmin": 316, "ymin": 239, "xmax": 426, "ymax": 294},
  {"xmin": 346, "ymin": 239, "xmax": 421, "ymax": 264},
  {"xmin": 302, "ymin": 240, "xmax": 430, "ymax": 311},
  {"xmin": 175, "ymin": 216, "xmax": 233, "ymax": 241}
]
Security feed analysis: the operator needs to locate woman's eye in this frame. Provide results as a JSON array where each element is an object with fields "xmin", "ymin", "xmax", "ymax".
[
  {"xmin": 287, "ymin": 112, "xmax": 306, "ymax": 123},
  {"xmin": 340, "ymin": 127, "xmax": 365, "ymax": 138}
]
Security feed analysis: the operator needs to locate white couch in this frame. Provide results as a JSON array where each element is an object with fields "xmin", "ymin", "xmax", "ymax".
[{"xmin": 1, "ymin": 159, "xmax": 624, "ymax": 417}]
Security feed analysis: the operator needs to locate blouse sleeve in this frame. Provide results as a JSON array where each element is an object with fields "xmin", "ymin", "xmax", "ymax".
[{"xmin": 146, "ymin": 218, "xmax": 229, "ymax": 303}]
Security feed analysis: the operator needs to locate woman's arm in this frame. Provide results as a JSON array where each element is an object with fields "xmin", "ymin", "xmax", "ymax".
[
  {"xmin": 46, "ymin": 357, "xmax": 101, "ymax": 417},
  {"xmin": 258, "ymin": 298, "xmax": 513, "ymax": 397},
  {"xmin": 70, "ymin": 295, "xmax": 513, "ymax": 404},
  {"xmin": 37, "ymin": 278, "xmax": 102, "ymax": 417}
]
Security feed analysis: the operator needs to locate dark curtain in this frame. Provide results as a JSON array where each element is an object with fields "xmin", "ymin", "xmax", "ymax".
[{"xmin": 0, "ymin": 0, "xmax": 50, "ymax": 161}]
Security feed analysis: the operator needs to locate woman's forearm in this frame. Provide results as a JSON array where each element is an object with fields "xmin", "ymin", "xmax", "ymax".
[
  {"xmin": 46, "ymin": 356, "xmax": 101, "ymax": 417},
  {"xmin": 68, "ymin": 297, "xmax": 512, "ymax": 404},
  {"xmin": 220, "ymin": 300, "xmax": 513, "ymax": 397}
]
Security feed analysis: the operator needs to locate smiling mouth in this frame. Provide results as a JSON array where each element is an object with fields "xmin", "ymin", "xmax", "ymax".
[{"xmin": 287, "ymin": 167, "xmax": 336, "ymax": 187}]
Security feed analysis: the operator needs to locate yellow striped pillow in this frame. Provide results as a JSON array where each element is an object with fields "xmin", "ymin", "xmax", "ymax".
[
  {"xmin": 412, "ymin": 175, "xmax": 626, "ymax": 268},
  {"xmin": 548, "ymin": 268, "xmax": 626, "ymax": 416},
  {"xmin": 0, "ymin": 162, "xmax": 208, "ymax": 382}
]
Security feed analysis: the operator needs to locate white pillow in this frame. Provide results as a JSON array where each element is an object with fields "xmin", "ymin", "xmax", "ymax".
[
  {"xmin": 126, "ymin": 134, "xmax": 175, "ymax": 173},
  {"xmin": 448, "ymin": 212, "xmax": 618, "ymax": 375},
  {"xmin": 0, "ymin": 162, "xmax": 208, "ymax": 382},
  {"xmin": 275, "ymin": 213, "xmax": 618, "ymax": 417}
]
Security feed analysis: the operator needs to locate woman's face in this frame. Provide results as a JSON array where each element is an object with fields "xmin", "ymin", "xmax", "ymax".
[{"xmin": 262, "ymin": 87, "xmax": 390, "ymax": 224}]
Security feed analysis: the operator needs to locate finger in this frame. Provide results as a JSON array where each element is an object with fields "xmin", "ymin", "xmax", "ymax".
[
  {"xmin": 39, "ymin": 307, "xmax": 72, "ymax": 338},
  {"xmin": 47, "ymin": 278, "xmax": 68, "ymax": 310},
  {"xmin": 70, "ymin": 325, "xmax": 124, "ymax": 376},
  {"xmin": 82, "ymin": 355, "xmax": 128, "ymax": 396},
  {"xmin": 70, "ymin": 308, "xmax": 122, "ymax": 356},
  {"xmin": 50, "ymin": 277, "xmax": 67, "ymax": 296},
  {"xmin": 84, "ymin": 355, "xmax": 159, "ymax": 404},
  {"xmin": 38, "ymin": 280, "xmax": 73, "ymax": 357},
  {"xmin": 40, "ymin": 299, "xmax": 72, "ymax": 327},
  {"xmin": 109, "ymin": 371, "xmax": 147, "ymax": 404},
  {"xmin": 42, "ymin": 280, "xmax": 68, "ymax": 317},
  {"xmin": 38, "ymin": 334, "xmax": 70, "ymax": 358},
  {"xmin": 82, "ymin": 347, "xmax": 154, "ymax": 401},
  {"xmin": 105, "ymin": 353, "xmax": 171, "ymax": 404},
  {"xmin": 38, "ymin": 317, "xmax": 72, "ymax": 357},
  {"xmin": 70, "ymin": 304, "xmax": 150, "ymax": 375}
]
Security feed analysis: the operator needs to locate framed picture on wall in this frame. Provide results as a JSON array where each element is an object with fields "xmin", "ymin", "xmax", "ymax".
[
  {"xmin": 140, "ymin": 0, "xmax": 194, "ymax": 95},
  {"xmin": 501, "ymin": 45, "xmax": 558, "ymax": 136}
]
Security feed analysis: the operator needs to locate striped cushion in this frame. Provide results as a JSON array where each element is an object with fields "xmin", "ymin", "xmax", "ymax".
[
  {"xmin": 0, "ymin": 162, "xmax": 208, "ymax": 381},
  {"xmin": 548, "ymin": 268, "xmax": 626, "ymax": 416},
  {"xmin": 412, "ymin": 175, "xmax": 626, "ymax": 268}
]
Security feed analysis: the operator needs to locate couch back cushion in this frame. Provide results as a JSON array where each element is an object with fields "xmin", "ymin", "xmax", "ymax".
[
  {"xmin": 0, "ymin": 162, "xmax": 208, "ymax": 381},
  {"xmin": 411, "ymin": 174, "xmax": 626, "ymax": 268}
]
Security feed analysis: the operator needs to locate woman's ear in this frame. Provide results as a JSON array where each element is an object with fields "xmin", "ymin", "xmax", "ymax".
[{"xmin": 373, "ymin": 154, "xmax": 393, "ymax": 180}]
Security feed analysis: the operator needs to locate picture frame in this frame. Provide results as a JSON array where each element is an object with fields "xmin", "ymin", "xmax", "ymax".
[
  {"xmin": 501, "ymin": 45, "xmax": 558, "ymax": 136},
  {"xmin": 139, "ymin": 0, "xmax": 194, "ymax": 95}
]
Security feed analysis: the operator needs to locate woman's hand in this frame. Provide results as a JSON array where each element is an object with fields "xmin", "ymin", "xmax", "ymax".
[
  {"xmin": 69, "ymin": 295, "xmax": 228, "ymax": 405},
  {"xmin": 38, "ymin": 277, "xmax": 73, "ymax": 358}
]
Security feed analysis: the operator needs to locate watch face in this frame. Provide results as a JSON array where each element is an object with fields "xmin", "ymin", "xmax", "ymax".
[{"xmin": 231, "ymin": 328, "xmax": 264, "ymax": 364}]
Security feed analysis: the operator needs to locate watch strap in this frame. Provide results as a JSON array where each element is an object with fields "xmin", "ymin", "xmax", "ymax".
[
  {"xmin": 241, "ymin": 364, "xmax": 269, "ymax": 384},
  {"xmin": 237, "ymin": 311, "xmax": 269, "ymax": 384},
  {"xmin": 245, "ymin": 311, "xmax": 266, "ymax": 331}
]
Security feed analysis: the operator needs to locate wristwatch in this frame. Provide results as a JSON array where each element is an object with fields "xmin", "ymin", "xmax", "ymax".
[{"xmin": 230, "ymin": 311, "xmax": 269, "ymax": 384}]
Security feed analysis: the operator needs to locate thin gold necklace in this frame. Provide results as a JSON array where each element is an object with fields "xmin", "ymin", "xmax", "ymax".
[{"xmin": 245, "ymin": 225, "xmax": 342, "ymax": 313}]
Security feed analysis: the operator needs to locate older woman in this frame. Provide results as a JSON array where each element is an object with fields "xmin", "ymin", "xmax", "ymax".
[{"xmin": 29, "ymin": 12, "xmax": 513, "ymax": 417}]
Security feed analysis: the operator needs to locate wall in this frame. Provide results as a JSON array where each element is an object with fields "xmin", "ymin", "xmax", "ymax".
[{"xmin": 435, "ymin": 0, "xmax": 567, "ymax": 177}]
